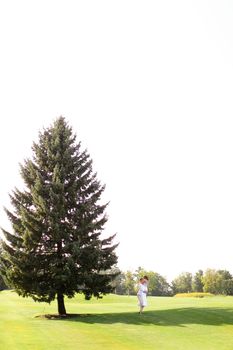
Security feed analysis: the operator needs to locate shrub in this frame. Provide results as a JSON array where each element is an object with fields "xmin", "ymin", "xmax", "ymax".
[{"xmin": 174, "ymin": 292, "xmax": 213, "ymax": 298}]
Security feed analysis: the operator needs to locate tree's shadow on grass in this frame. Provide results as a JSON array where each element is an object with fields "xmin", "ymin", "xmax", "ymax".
[{"xmin": 39, "ymin": 308, "xmax": 233, "ymax": 327}]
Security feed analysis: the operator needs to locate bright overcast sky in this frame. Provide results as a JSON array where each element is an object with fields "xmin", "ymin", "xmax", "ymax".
[{"xmin": 1, "ymin": 0, "xmax": 233, "ymax": 281}]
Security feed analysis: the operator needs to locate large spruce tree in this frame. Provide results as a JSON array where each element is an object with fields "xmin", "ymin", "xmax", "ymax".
[{"xmin": 0, "ymin": 117, "xmax": 118, "ymax": 315}]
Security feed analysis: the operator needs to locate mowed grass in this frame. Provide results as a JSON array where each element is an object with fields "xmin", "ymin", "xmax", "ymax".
[{"xmin": 1, "ymin": 291, "xmax": 233, "ymax": 350}]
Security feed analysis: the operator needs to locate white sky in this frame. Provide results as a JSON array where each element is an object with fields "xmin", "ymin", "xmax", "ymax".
[{"xmin": 1, "ymin": 0, "xmax": 233, "ymax": 281}]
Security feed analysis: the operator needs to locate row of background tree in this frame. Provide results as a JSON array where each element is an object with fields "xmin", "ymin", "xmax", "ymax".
[
  {"xmin": 112, "ymin": 267, "xmax": 233, "ymax": 296},
  {"xmin": 1, "ymin": 265, "xmax": 233, "ymax": 296}
]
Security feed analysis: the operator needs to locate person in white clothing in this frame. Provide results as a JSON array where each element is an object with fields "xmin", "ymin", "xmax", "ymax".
[{"xmin": 137, "ymin": 277, "xmax": 148, "ymax": 314}]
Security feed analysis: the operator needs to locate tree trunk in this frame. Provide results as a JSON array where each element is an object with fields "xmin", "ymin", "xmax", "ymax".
[{"xmin": 57, "ymin": 292, "xmax": 67, "ymax": 315}]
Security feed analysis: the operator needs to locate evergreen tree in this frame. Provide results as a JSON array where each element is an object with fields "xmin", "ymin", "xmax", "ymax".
[
  {"xmin": 0, "ymin": 117, "xmax": 118, "ymax": 315},
  {"xmin": 0, "ymin": 245, "xmax": 8, "ymax": 290}
]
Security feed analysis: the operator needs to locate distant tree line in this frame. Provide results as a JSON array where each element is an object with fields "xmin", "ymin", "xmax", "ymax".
[
  {"xmin": 112, "ymin": 268, "xmax": 233, "ymax": 296},
  {"xmin": 112, "ymin": 267, "xmax": 172, "ymax": 296},
  {"xmin": 1, "ymin": 261, "xmax": 233, "ymax": 296}
]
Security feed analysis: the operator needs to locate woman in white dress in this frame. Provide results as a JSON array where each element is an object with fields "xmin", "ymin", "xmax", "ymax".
[{"xmin": 137, "ymin": 277, "xmax": 148, "ymax": 314}]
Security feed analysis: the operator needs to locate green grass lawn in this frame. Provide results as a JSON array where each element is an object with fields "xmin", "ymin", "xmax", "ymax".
[{"xmin": 1, "ymin": 291, "xmax": 233, "ymax": 350}]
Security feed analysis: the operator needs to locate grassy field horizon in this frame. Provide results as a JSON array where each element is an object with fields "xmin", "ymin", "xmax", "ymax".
[{"xmin": 1, "ymin": 290, "xmax": 233, "ymax": 349}]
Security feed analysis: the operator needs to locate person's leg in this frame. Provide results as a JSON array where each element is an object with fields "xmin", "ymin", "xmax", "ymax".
[{"xmin": 137, "ymin": 295, "xmax": 142, "ymax": 313}]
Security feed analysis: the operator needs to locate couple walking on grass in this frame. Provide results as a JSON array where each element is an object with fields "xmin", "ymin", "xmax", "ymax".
[{"xmin": 137, "ymin": 275, "xmax": 149, "ymax": 314}]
